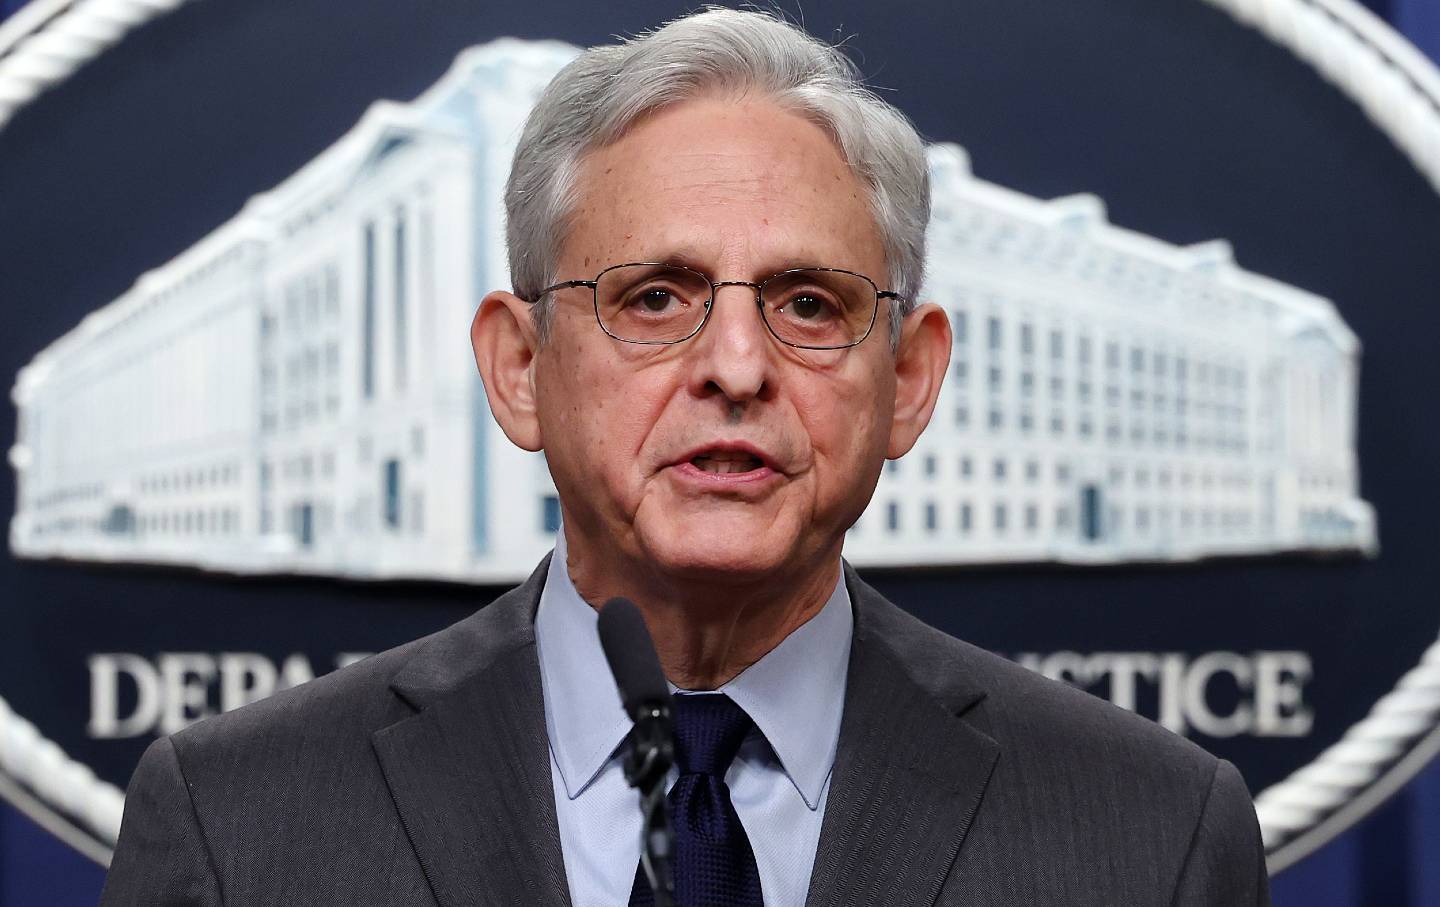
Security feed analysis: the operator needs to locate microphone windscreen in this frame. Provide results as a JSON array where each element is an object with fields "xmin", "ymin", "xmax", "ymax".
[{"xmin": 598, "ymin": 597, "xmax": 670, "ymax": 716}]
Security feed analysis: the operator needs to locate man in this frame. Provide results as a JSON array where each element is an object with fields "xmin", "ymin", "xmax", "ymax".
[{"xmin": 103, "ymin": 9, "xmax": 1270, "ymax": 906}]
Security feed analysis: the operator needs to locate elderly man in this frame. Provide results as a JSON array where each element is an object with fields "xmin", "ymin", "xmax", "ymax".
[{"xmin": 103, "ymin": 9, "xmax": 1270, "ymax": 906}]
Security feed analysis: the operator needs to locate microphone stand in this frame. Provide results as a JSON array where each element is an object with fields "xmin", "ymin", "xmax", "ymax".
[
  {"xmin": 598, "ymin": 597, "xmax": 676, "ymax": 907},
  {"xmin": 624, "ymin": 700, "xmax": 675, "ymax": 907}
]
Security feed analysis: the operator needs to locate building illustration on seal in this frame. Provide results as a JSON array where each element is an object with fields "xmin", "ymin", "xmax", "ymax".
[{"xmin": 5, "ymin": 39, "xmax": 1377, "ymax": 583}]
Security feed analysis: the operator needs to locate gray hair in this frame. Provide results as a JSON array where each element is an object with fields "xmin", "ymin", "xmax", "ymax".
[{"xmin": 504, "ymin": 8, "xmax": 930, "ymax": 347}]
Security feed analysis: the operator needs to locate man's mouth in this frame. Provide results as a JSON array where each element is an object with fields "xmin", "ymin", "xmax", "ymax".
[{"xmin": 690, "ymin": 451, "xmax": 765, "ymax": 474}]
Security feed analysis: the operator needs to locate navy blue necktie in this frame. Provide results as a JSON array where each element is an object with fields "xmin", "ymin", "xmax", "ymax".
[{"xmin": 630, "ymin": 693, "xmax": 765, "ymax": 907}]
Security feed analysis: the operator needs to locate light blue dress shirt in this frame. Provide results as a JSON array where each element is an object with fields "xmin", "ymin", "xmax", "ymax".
[{"xmin": 533, "ymin": 533, "xmax": 853, "ymax": 907}]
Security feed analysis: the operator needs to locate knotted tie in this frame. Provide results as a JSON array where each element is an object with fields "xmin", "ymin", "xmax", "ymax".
[{"xmin": 629, "ymin": 693, "xmax": 764, "ymax": 906}]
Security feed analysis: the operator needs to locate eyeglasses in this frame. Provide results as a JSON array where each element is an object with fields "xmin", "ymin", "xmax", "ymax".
[{"xmin": 532, "ymin": 262, "xmax": 902, "ymax": 350}]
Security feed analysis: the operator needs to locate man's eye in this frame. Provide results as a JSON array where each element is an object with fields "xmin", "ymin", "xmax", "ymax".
[
  {"xmin": 635, "ymin": 288, "xmax": 679, "ymax": 312},
  {"xmin": 781, "ymin": 293, "xmax": 833, "ymax": 320}
]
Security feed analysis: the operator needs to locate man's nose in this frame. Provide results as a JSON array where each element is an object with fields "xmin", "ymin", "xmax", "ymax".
[{"xmin": 687, "ymin": 283, "xmax": 774, "ymax": 402}]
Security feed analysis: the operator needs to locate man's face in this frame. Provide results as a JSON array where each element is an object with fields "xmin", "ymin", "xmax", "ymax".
[{"xmin": 532, "ymin": 96, "xmax": 905, "ymax": 583}]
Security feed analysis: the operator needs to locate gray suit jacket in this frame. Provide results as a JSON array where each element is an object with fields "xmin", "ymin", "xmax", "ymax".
[{"xmin": 103, "ymin": 559, "xmax": 1271, "ymax": 905}]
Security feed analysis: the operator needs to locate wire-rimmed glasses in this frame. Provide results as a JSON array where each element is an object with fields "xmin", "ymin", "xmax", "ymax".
[{"xmin": 532, "ymin": 262, "xmax": 901, "ymax": 350}]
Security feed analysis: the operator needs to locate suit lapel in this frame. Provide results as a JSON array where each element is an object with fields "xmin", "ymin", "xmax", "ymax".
[
  {"xmin": 805, "ymin": 570, "xmax": 1000, "ymax": 907},
  {"xmin": 371, "ymin": 559, "xmax": 572, "ymax": 907}
]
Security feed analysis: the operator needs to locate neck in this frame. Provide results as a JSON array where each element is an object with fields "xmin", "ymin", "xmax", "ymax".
[{"xmin": 563, "ymin": 532, "xmax": 841, "ymax": 690}]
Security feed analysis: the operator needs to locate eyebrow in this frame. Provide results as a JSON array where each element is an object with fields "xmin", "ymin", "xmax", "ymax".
[{"xmin": 647, "ymin": 248, "xmax": 843, "ymax": 280}]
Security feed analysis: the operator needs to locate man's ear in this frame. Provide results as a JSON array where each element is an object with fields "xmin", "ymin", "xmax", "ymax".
[
  {"xmin": 471, "ymin": 290, "xmax": 543, "ymax": 452},
  {"xmin": 887, "ymin": 302, "xmax": 952, "ymax": 459}
]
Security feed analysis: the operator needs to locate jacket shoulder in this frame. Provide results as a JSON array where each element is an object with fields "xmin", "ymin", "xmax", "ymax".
[
  {"xmin": 857, "ymin": 587, "xmax": 1265, "ymax": 901},
  {"xmin": 165, "ymin": 557, "xmax": 549, "ymax": 761},
  {"xmin": 852, "ymin": 574, "xmax": 1222, "ymax": 787},
  {"xmin": 881, "ymin": 601, "xmax": 1209, "ymax": 777},
  {"xmin": 166, "ymin": 632, "xmax": 427, "ymax": 760}
]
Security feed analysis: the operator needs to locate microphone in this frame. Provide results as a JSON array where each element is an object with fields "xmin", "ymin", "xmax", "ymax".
[
  {"xmin": 598, "ymin": 597, "xmax": 675, "ymax": 906},
  {"xmin": 598, "ymin": 596, "xmax": 671, "ymax": 725}
]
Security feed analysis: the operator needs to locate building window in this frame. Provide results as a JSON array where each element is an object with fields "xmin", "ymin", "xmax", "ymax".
[
  {"xmin": 542, "ymin": 495, "xmax": 561, "ymax": 533},
  {"xmin": 362, "ymin": 220, "xmax": 377, "ymax": 400},
  {"xmin": 295, "ymin": 502, "xmax": 314, "ymax": 547},
  {"xmin": 304, "ymin": 273, "xmax": 320, "ymax": 326},
  {"xmin": 924, "ymin": 455, "xmax": 937, "ymax": 478},
  {"xmin": 993, "ymin": 458, "xmax": 1007, "ymax": 482},
  {"xmin": 960, "ymin": 456, "xmax": 973, "ymax": 479},
  {"xmin": 1025, "ymin": 504, "xmax": 1039, "ymax": 532},
  {"xmin": 1082, "ymin": 485, "xmax": 1103, "ymax": 541},
  {"xmin": 886, "ymin": 501, "xmax": 900, "ymax": 532},
  {"xmin": 987, "ymin": 316, "xmax": 1002, "ymax": 351},
  {"xmin": 953, "ymin": 310, "xmax": 968, "ymax": 344},
  {"xmin": 924, "ymin": 501, "xmax": 937, "ymax": 533},
  {"xmin": 959, "ymin": 502, "xmax": 973, "ymax": 533},
  {"xmin": 885, "ymin": 459, "xmax": 899, "ymax": 476},
  {"xmin": 394, "ymin": 207, "xmax": 408, "ymax": 391},
  {"xmin": 325, "ymin": 264, "xmax": 340, "ymax": 316},
  {"xmin": 383, "ymin": 458, "xmax": 402, "ymax": 529},
  {"xmin": 993, "ymin": 503, "xmax": 1008, "ymax": 533}
]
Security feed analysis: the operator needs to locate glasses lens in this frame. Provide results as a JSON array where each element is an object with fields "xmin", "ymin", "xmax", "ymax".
[
  {"xmin": 760, "ymin": 270, "xmax": 877, "ymax": 349},
  {"xmin": 595, "ymin": 264, "xmax": 712, "ymax": 343}
]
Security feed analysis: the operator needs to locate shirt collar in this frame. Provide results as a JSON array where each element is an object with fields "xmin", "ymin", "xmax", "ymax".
[{"xmin": 533, "ymin": 530, "xmax": 853, "ymax": 811}]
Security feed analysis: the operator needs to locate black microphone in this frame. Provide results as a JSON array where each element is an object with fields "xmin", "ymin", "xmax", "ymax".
[
  {"xmin": 598, "ymin": 597, "xmax": 675, "ymax": 906},
  {"xmin": 598, "ymin": 597, "xmax": 671, "ymax": 724}
]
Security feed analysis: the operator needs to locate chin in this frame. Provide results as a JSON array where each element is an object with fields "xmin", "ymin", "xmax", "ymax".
[{"xmin": 640, "ymin": 525, "xmax": 797, "ymax": 584}]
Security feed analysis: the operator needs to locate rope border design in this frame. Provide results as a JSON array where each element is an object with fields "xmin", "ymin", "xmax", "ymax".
[
  {"xmin": 0, "ymin": 0, "xmax": 191, "ymax": 133},
  {"xmin": 1198, "ymin": 0, "xmax": 1440, "ymax": 870},
  {"xmin": 1256, "ymin": 637, "xmax": 1440, "ymax": 870},
  {"xmin": 0, "ymin": 692, "xmax": 124, "ymax": 863},
  {"xmin": 0, "ymin": 0, "xmax": 1438, "ymax": 871}
]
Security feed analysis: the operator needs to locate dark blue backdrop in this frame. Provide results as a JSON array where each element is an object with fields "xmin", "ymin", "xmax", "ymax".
[{"xmin": 1, "ymin": 1, "xmax": 1439, "ymax": 904}]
